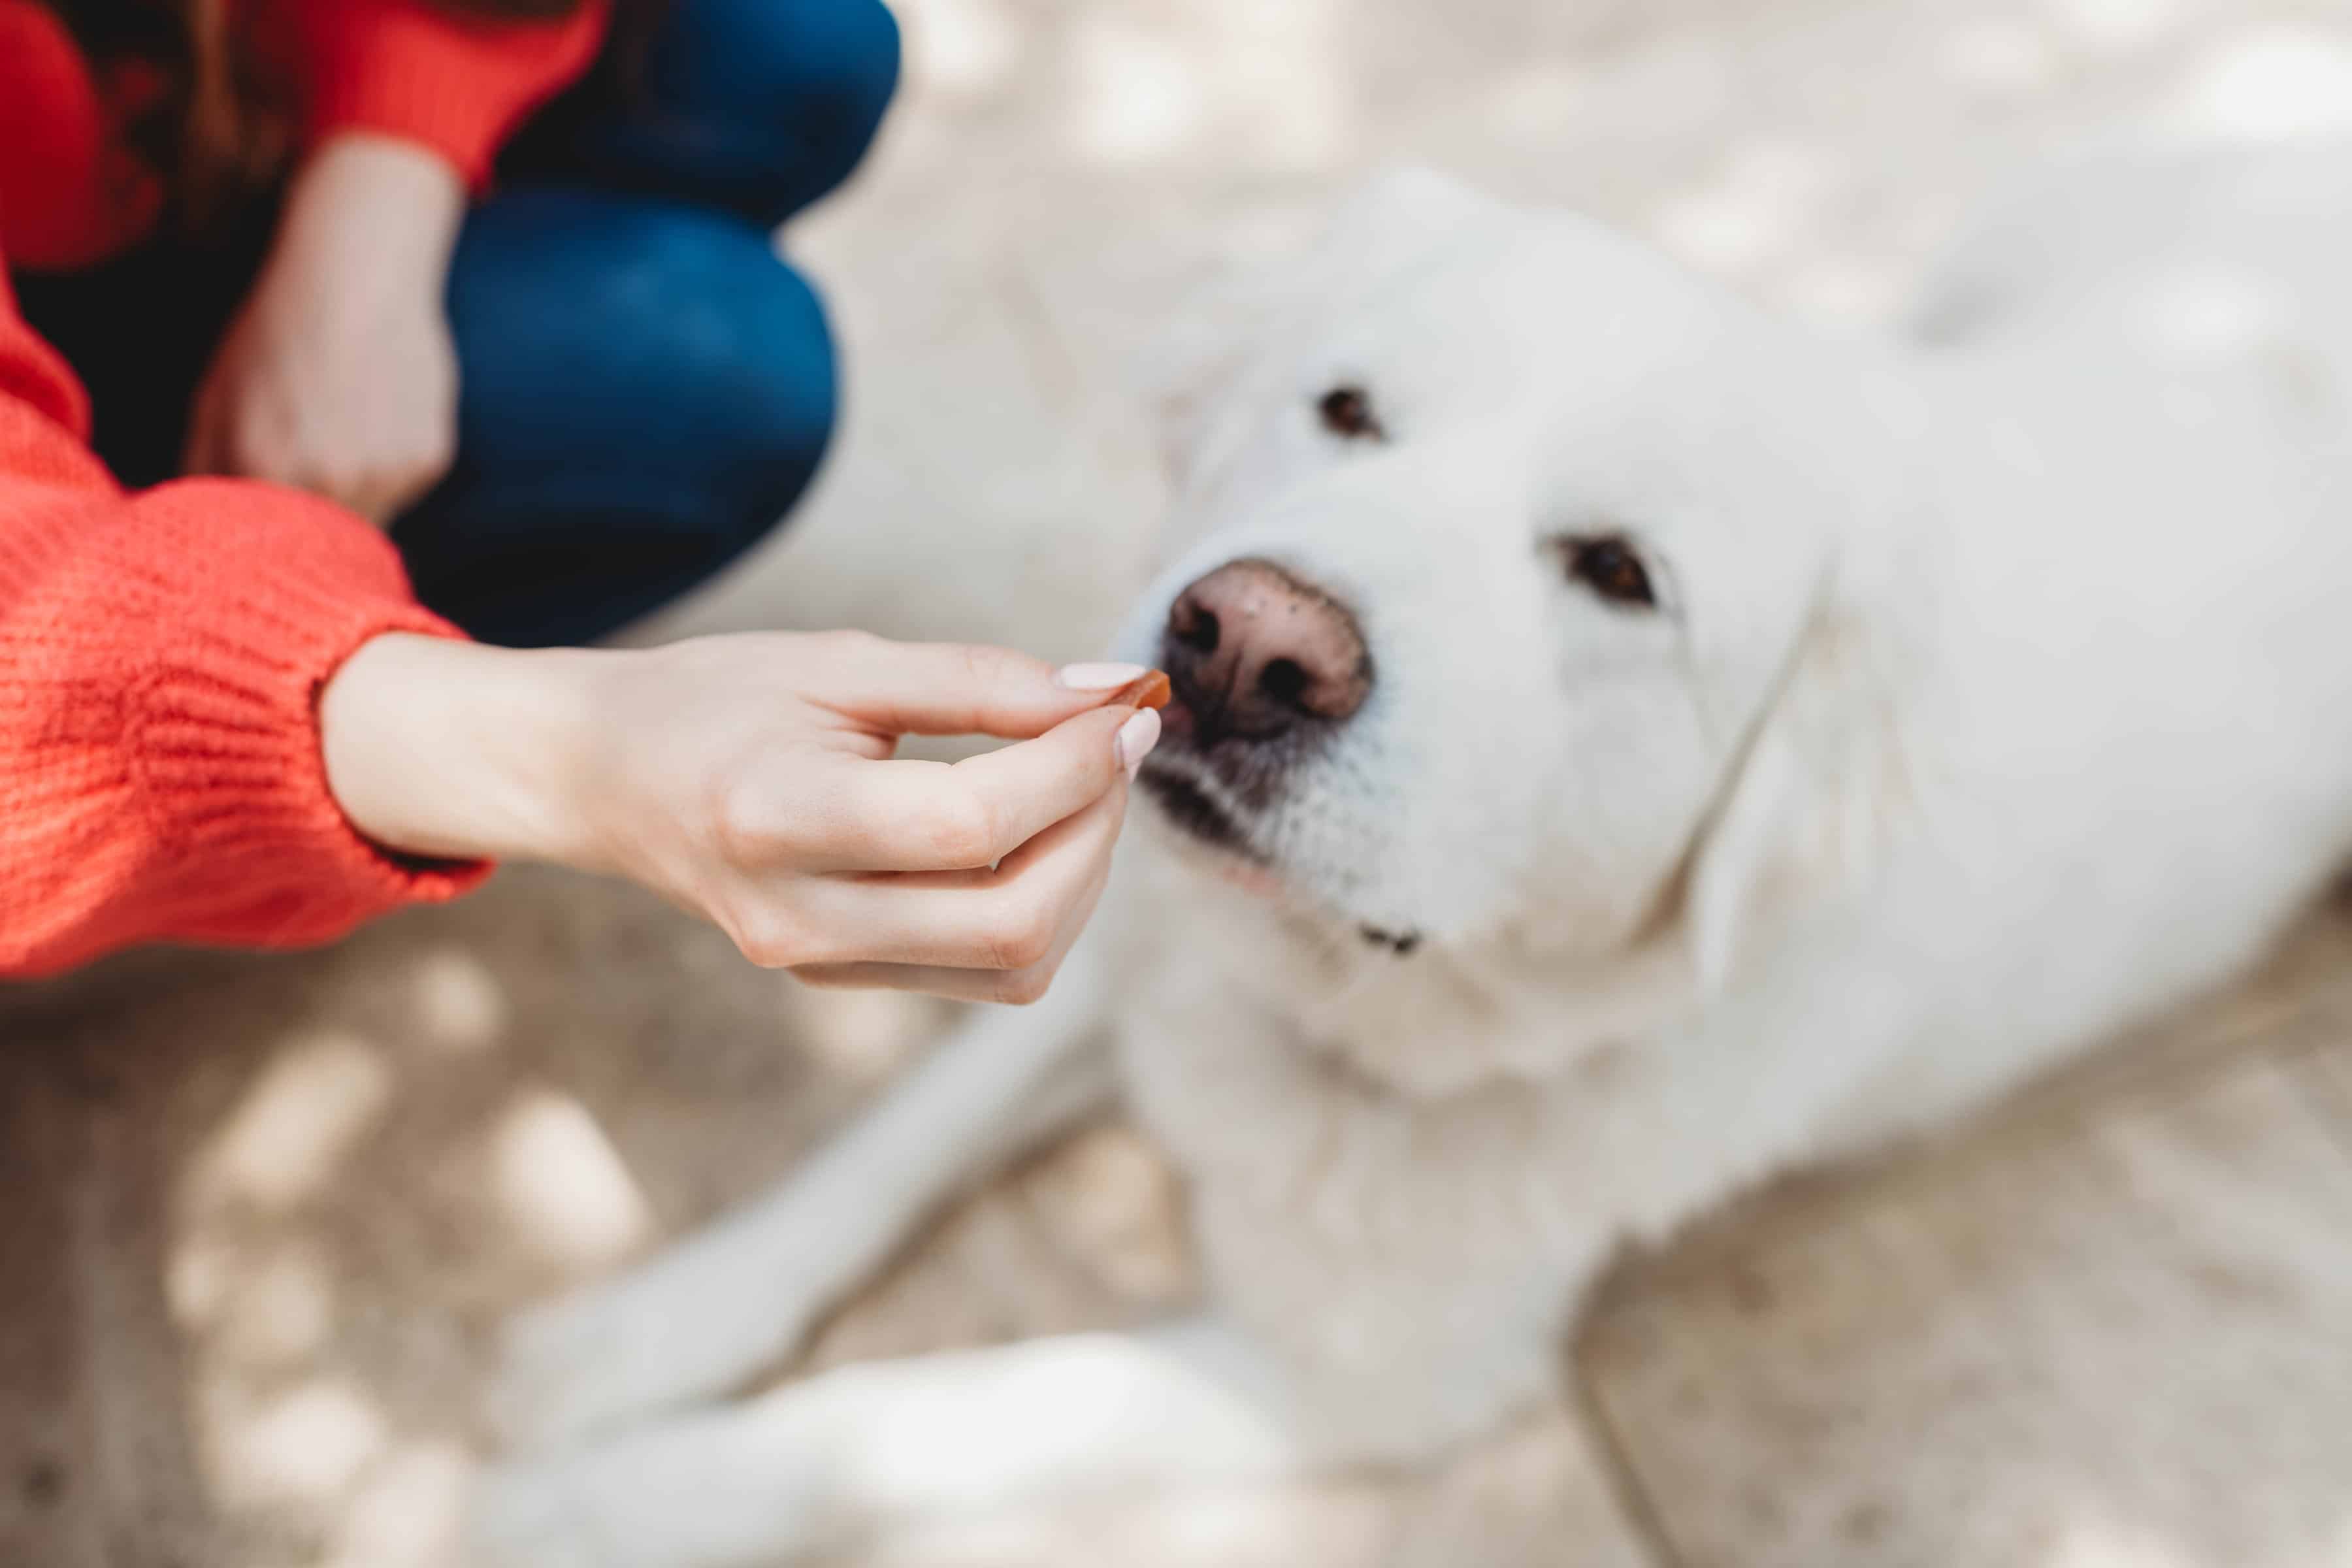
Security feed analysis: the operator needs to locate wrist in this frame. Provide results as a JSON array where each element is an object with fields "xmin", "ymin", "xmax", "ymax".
[{"xmin": 319, "ymin": 633, "xmax": 606, "ymax": 867}]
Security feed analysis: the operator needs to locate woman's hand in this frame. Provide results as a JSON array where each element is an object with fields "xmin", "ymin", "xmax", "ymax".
[
  {"xmin": 318, "ymin": 631, "xmax": 1164, "ymax": 1004},
  {"xmin": 185, "ymin": 135, "xmax": 465, "ymax": 524}
]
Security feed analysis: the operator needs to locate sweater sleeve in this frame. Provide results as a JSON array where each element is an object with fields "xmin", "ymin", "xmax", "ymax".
[
  {"xmin": 0, "ymin": 265, "xmax": 489, "ymax": 979},
  {"xmin": 291, "ymin": 0, "xmax": 611, "ymax": 188}
]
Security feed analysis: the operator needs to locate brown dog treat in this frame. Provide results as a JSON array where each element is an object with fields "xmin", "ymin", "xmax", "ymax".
[{"xmin": 1110, "ymin": 670, "xmax": 1172, "ymax": 710}]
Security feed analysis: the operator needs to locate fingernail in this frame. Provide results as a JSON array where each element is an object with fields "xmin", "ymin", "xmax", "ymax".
[
  {"xmin": 1116, "ymin": 706, "xmax": 1162, "ymax": 779},
  {"xmin": 1058, "ymin": 662, "xmax": 1151, "ymax": 691}
]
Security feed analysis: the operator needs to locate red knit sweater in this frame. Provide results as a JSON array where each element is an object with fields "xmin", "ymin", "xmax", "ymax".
[{"xmin": 0, "ymin": 0, "xmax": 608, "ymax": 977}]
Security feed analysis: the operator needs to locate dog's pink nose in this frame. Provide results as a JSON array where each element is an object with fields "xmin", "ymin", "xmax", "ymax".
[{"xmin": 1160, "ymin": 559, "xmax": 1372, "ymax": 744}]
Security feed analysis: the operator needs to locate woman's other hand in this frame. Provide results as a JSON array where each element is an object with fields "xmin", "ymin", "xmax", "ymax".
[{"xmin": 186, "ymin": 135, "xmax": 465, "ymax": 524}]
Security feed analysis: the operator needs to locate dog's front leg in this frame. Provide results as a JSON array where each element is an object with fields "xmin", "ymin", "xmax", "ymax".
[
  {"xmin": 487, "ymin": 947, "xmax": 1116, "ymax": 1455},
  {"xmin": 473, "ymin": 1314, "xmax": 1354, "ymax": 1568}
]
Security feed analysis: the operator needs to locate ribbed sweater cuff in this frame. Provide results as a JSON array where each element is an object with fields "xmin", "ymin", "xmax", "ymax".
[
  {"xmin": 129, "ymin": 527, "xmax": 494, "ymax": 934},
  {"xmin": 301, "ymin": 3, "xmax": 610, "ymax": 189},
  {"xmin": 0, "ymin": 478, "xmax": 491, "ymax": 976}
]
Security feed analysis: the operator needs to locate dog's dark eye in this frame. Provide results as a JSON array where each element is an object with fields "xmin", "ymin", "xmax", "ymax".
[
  {"xmin": 1316, "ymin": 385, "xmax": 1384, "ymax": 442},
  {"xmin": 1562, "ymin": 536, "xmax": 1657, "ymax": 609}
]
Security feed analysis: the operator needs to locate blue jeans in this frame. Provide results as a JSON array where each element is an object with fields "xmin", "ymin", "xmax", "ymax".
[{"xmin": 17, "ymin": 0, "xmax": 900, "ymax": 647}]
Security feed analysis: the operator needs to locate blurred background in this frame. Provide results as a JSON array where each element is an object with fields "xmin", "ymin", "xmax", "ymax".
[{"xmin": 12, "ymin": 1, "xmax": 2352, "ymax": 1564}]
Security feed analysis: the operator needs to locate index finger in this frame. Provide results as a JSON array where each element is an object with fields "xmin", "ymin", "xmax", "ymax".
[{"xmin": 808, "ymin": 634, "xmax": 1166, "ymax": 740}]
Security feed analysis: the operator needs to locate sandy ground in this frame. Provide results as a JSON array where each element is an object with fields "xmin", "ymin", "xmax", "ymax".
[{"xmin": 12, "ymin": 0, "xmax": 2352, "ymax": 1564}]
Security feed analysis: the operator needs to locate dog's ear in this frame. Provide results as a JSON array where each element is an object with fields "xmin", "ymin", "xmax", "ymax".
[
  {"xmin": 1139, "ymin": 165, "xmax": 1498, "ymax": 487},
  {"xmin": 1684, "ymin": 599, "xmax": 1912, "ymax": 990}
]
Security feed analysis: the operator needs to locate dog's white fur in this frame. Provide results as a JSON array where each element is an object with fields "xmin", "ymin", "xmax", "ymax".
[{"xmin": 473, "ymin": 143, "xmax": 2352, "ymax": 1565}]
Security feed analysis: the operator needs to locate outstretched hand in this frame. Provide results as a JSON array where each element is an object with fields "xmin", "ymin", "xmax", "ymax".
[{"xmin": 321, "ymin": 631, "xmax": 1165, "ymax": 1004}]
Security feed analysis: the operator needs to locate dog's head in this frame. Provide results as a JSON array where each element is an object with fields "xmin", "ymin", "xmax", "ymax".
[{"xmin": 1116, "ymin": 170, "xmax": 1912, "ymax": 1000}]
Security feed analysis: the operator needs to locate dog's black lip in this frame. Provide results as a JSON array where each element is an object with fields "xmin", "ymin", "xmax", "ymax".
[
  {"xmin": 1141, "ymin": 759, "xmax": 1420, "ymax": 951},
  {"xmin": 1137, "ymin": 759, "xmax": 1259, "ymax": 860},
  {"xmin": 1358, "ymin": 924, "xmax": 1422, "ymax": 956}
]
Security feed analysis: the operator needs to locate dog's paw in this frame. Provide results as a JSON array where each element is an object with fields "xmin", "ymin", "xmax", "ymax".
[
  {"xmin": 468, "ymin": 1454, "xmax": 627, "ymax": 1568},
  {"xmin": 484, "ymin": 1287, "xmax": 649, "ymax": 1455},
  {"xmin": 485, "ymin": 1277, "xmax": 734, "ymax": 1454},
  {"xmin": 471, "ymin": 1408, "xmax": 839, "ymax": 1568},
  {"xmin": 485, "ymin": 1218, "xmax": 840, "ymax": 1452}
]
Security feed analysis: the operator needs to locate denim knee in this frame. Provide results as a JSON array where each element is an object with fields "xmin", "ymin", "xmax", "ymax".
[
  {"xmin": 700, "ymin": 301, "xmax": 838, "ymax": 564},
  {"xmin": 616, "ymin": 220, "xmax": 840, "ymax": 557},
  {"xmin": 416, "ymin": 191, "xmax": 840, "ymax": 631},
  {"xmin": 645, "ymin": 0, "xmax": 901, "ymax": 218}
]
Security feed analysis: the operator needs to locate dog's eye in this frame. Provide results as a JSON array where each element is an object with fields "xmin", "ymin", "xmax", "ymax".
[
  {"xmin": 1561, "ymin": 536, "xmax": 1657, "ymax": 609},
  {"xmin": 1316, "ymin": 385, "xmax": 1384, "ymax": 442}
]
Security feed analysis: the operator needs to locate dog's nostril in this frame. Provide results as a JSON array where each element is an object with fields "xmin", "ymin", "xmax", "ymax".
[
  {"xmin": 1258, "ymin": 657, "xmax": 1309, "ymax": 711},
  {"xmin": 1172, "ymin": 602, "xmax": 1221, "ymax": 656}
]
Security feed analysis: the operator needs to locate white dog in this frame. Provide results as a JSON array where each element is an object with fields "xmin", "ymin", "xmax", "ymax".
[{"xmin": 474, "ymin": 144, "xmax": 2352, "ymax": 1565}]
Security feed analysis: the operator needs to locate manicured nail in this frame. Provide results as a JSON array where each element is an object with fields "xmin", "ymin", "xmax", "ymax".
[
  {"xmin": 1058, "ymin": 662, "xmax": 1151, "ymax": 691},
  {"xmin": 1116, "ymin": 706, "xmax": 1162, "ymax": 779}
]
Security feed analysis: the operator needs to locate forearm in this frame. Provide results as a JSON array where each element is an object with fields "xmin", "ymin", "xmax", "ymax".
[{"xmin": 269, "ymin": 133, "xmax": 465, "ymax": 316}]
